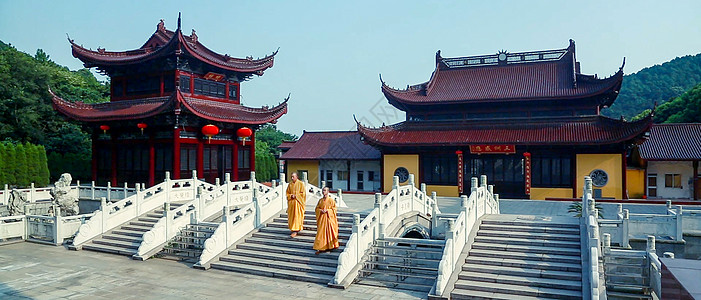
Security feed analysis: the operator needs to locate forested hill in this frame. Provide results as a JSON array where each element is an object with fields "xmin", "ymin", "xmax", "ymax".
[{"xmin": 603, "ymin": 53, "xmax": 701, "ymax": 119}]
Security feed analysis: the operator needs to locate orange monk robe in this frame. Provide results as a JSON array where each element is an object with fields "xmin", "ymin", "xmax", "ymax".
[
  {"xmin": 313, "ymin": 196, "xmax": 339, "ymax": 251},
  {"xmin": 286, "ymin": 180, "xmax": 306, "ymax": 231}
]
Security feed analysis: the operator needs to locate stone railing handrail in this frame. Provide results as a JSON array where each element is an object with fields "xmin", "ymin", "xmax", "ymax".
[
  {"xmin": 0, "ymin": 205, "xmax": 95, "ymax": 245},
  {"xmin": 582, "ymin": 176, "xmax": 602, "ymax": 300},
  {"xmin": 195, "ymin": 173, "xmax": 286, "ymax": 268},
  {"xmin": 603, "ymin": 234, "xmax": 662, "ymax": 299},
  {"xmin": 309, "ymin": 180, "xmax": 348, "ymax": 208},
  {"xmin": 135, "ymin": 173, "xmax": 256, "ymax": 259},
  {"xmin": 434, "ymin": 175, "xmax": 499, "ymax": 297},
  {"xmin": 72, "ymin": 171, "xmax": 209, "ymax": 248},
  {"xmin": 333, "ymin": 174, "xmax": 437, "ymax": 286}
]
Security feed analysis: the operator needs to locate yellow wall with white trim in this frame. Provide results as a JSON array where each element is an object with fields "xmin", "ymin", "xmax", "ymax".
[
  {"xmin": 576, "ymin": 154, "xmax": 623, "ymax": 199},
  {"xmin": 383, "ymin": 154, "xmax": 419, "ymax": 193},
  {"xmin": 286, "ymin": 160, "xmax": 319, "ymax": 186}
]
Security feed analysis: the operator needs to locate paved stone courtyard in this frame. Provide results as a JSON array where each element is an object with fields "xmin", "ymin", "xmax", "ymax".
[{"xmin": 2, "ymin": 195, "xmax": 699, "ymax": 299}]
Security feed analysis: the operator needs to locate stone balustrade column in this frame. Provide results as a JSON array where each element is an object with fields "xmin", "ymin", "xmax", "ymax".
[
  {"xmin": 106, "ymin": 182, "xmax": 112, "ymax": 203},
  {"xmin": 675, "ymin": 205, "xmax": 683, "ymax": 241},
  {"xmin": 646, "ymin": 235, "xmax": 656, "ymax": 253},
  {"xmin": 623, "ymin": 209, "xmax": 630, "ymax": 248}
]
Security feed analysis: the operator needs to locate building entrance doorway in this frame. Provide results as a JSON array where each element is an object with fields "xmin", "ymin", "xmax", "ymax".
[{"xmin": 464, "ymin": 155, "xmax": 526, "ymax": 199}]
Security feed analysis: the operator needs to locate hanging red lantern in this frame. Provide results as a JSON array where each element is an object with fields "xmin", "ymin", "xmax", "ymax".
[
  {"xmin": 236, "ymin": 127, "xmax": 253, "ymax": 145},
  {"xmin": 202, "ymin": 124, "xmax": 220, "ymax": 143},
  {"xmin": 455, "ymin": 150, "xmax": 463, "ymax": 155},
  {"xmin": 99, "ymin": 125, "xmax": 110, "ymax": 134},
  {"xmin": 137, "ymin": 123, "xmax": 148, "ymax": 134}
]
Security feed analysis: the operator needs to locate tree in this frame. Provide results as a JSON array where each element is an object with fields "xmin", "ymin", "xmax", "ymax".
[
  {"xmin": 632, "ymin": 83, "xmax": 701, "ymax": 123},
  {"xmin": 255, "ymin": 124, "xmax": 297, "ymax": 156},
  {"xmin": 13, "ymin": 143, "xmax": 29, "ymax": 187}
]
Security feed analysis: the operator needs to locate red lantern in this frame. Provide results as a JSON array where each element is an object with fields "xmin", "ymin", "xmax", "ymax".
[
  {"xmin": 99, "ymin": 125, "xmax": 110, "ymax": 134},
  {"xmin": 137, "ymin": 123, "xmax": 147, "ymax": 134},
  {"xmin": 202, "ymin": 124, "xmax": 219, "ymax": 143},
  {"xmin": 236, "ymin": 127, "xmax": 253, "ymax": 145},
  {"xmin": 455, "ymin": 150, "xmax": 463, "ymax": 155}
]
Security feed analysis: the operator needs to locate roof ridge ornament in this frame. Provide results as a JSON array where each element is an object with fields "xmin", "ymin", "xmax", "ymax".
[
  {"xmin": 177, "ymin": 12, "xmax": 181, "ymax": 31},
  {"xmin": 191, "ymin": 29, "xmax": 198, "ymax": 44},
  {"xmin": 157, "ymin": 19, "xmax": 165, "ymax": 32}
]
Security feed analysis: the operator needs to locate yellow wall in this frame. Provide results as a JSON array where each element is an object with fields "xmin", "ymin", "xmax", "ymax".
[
  {"xmin": 627, "ymin": 168, "xmax": 645, "ymax": 199},
  {"xmin": 383, "ymin": 154, "xmax": 419, "ymax": 193},
  {"xmin": 530, "ymin": 188, "xmax": 573, "ymax": 200},
  {"xmin": 426, "ymin": 185, "xmax": 459, "ymax": 197},
  {"xmin": 286, "ymin": 160, "xmax": 319, "ymax": 186},
  {"xmin": 576, "ymin": 154, "xmax": 623, "ymax": 199}
]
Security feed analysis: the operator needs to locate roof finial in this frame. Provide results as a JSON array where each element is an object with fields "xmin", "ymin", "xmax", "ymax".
[
  {"xmin": 66, "ymin": 33, "xmax": 74, "ymax": 43},
  {"xmin": 619, "ymin": 57, "xmax": 626, "ymax": 72},
  {"xmin": 157, "ymin": 19, "xmax": 165, "ymax": 32},
  {"xmin": 436, "ymin": 50, "xmax": 442, "ymax": 62},
  {"xmin": 191, "ymin": 29, "xmax": 198, "ymax": 43},
  {"xmin": 177, "ymin": 12, "xmax": 181, "ymax": 31}
]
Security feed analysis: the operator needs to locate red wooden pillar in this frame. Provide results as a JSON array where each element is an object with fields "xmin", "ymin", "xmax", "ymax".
[
  {"xmin": 110, "ymin": 135, "xmax": 117, "ymax": 186},
  {"xmin": 233, "ymin": 141, "xmax": 239, "ymax": 181},
  {"xmin": 148, "ymin": 134, "xmax": 155, "ymax": 186},
  {"xmin": 249, "ymin": 133, "xmax": 255, "ymax": 172},
  {"xmin": 173, "ymin": 128, "xmax": 181, "ymax": 179},
  {"xmin": 197, "ymin": 140, "xmax": 204, "ymax": 179},
  {"xmin": 91, "ymin": 134, "xmax": 98, "ymax": 182}
]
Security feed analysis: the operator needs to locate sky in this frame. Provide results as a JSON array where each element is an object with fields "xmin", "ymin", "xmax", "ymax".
[{"xmin": 1, "ymin": 1, "xmax": 700, "ymax": 136}]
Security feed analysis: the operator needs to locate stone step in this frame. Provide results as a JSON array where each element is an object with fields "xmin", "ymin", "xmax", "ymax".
[
  {"xmin": 92, "ymin": 237, "xmax": 140, "ymax": 250},
  {"xmin": 270, "ymin": 217, "xmax": 355, "ymax": 227},
  {"xmin": 478, "ymin": 230, "xmax": 581, "ymax": 242},
  {"xmin": 458, "ymin": 271, "xmax": 581, "ymax": 291},
  {"xmin": 473, "ymin": 236, "xmax": 580, "ymax": 249},
  {"xmin": 102, "ymin": 233, "xmax": 143, "ymax": 244},
  {"xmin": 481, "ymin": 219, "xmax": 579, "ymax": 229},
  {"xmin": 83, "ymin": 242, "xmax": 137, "ymax": 256},
  {"xmin": 250, "ymin": 232, "xmax": 347, "ymax": 246},
  {"xmin": 463, "ymin": 264, "xmax": 582, "ymax": 281},
  {"xmin": 258, "ymin": 226, "xmax": 351, "ymax": 239},
  {"xmin": 373, "ymin": 245, "xmax": 445, "ymax": 254},
  {"xmin": 366, "ymin": 253, "xmax": 441, "ymax": 265},
  {"xmin": 356, "ymin": 276, "xmax": 434, "ymax": 292},
  {"xmin": 279, "ymin": 213, "xmax": 356, "ymax": 222},
  {"xmin": 479, "ymin": 223, "xmax": 580, "ymax": 235},
  {"xmin": 228, "ymin": 248, "xmax": 338, "ymax": 268},
  {"xmin": 219, "ymin": 255, "xmax": 336, "ymax": 275},
  {"xmin": 363, "ymin": 261, "xmax": 438, "ymax": 274},
  {"xmin": 469, "ymin": 249, "xmax": 582, "ymax": 264},
  {"xmin": 606, "ymin": 290, "xmax": 653, "ymax": 300},
  {"xmin": 210, "ymin": 260, "xmax": 331, "ymax": 284},
  {"xmin": 236, "ymin": 243, "xmax": 340, "ymax": 259},
  {"xmin": 466, "ymin": 256, "xmax": 582, "ymax": 272},
  {"xmin": 244, "ymin": 237, "xmax": 345, "ymax": 251},
  {"xmin": 265, "ymin": 222, "xmax": 353, "ymax": 234},
  {"xmin": 146, "ymin": 213, "xmax": 162, "ymax": 218},
  {"xmin": 110, "ymin": 229, "xmax": 145, "ymax": 238},
  {"xmin": 471, "ymin": 242, "xmax": 581, "ymax": 257},
  {"xmin": 137, "ymin": 216, "xmax": 161, "ymax": 223},
  {"xmin": 129, "ymin": 220, "xmax": 157, "ymax": 227},
  {"xmin": 360, "ymin": 267, "xmax": 438, "ymax": 280},
  {"xmin": 120, "ymin": 224, "xmax": 153, "ymax": 232},
  {"xmin": 453, "ymin": 280, "xmax": 582, "ymax": 299},
  {"xmin": 451, "ymin": 287, "xmax": 561, "ymax": 300}
]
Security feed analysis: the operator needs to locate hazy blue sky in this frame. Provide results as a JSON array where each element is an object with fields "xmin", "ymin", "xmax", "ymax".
[{"xmin": 1, "ymin": 1, "xmax": 700, "ymax": 136}]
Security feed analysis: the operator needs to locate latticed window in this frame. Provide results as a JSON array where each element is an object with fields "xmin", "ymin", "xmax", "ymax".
[{"xmin": 665, "ymin": 174, "xmax": 682, "ymax": 188}]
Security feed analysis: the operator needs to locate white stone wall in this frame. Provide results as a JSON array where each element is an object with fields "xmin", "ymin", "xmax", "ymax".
[
  {"xmin": 350, "ymin": 160, "xmax": 381, "ymax": 192},
  {"xmin": 647, "ymin": 161, "xmax": 694, "ymax": 199},
  {"xmin": 319, "ymin": 160, "xmax": 381, "ymax": 192}
]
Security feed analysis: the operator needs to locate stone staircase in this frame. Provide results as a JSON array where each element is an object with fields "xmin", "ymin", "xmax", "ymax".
[
  {"xmin": 357, "ymin": 237, "xmax": 443, "ymax": 293},
  {"xmin": 160, "ymin": 207, "xmax": 240, "ymax": 262},
  {"xmin": 210, "ymin": 209, "xmax": 359, "ymax": 284},
  {"xmin": 81, "ymin": 202, "xmax": 185, "ymax": 256},
  {"xmin": 451, "ymin": 215, "xmax": 583, "ymax": 299}
]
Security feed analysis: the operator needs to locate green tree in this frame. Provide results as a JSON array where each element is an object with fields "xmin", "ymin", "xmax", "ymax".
[
  {"xmin": 255, "ymin": 124, "xmax": 297, "ymax": 156},
  {"xmin": 0, "ymin": 143, "xmax": 5, "ymax": 186},
  {"xmin": 2, "ymin": 142, "xmax": 17, "ymax": 185},
  {"xmin": 14, "ymin": 143, "xmax": 28, "ymax": 187}
]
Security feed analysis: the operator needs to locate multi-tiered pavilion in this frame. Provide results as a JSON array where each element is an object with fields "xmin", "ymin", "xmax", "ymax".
[
  {"xmin": 52, "ymin": 16, "xmax": 287, "ymax": 186},
  {"xmin": 358, "ymin": 40, "xmax": 651, "ymax": 199}
]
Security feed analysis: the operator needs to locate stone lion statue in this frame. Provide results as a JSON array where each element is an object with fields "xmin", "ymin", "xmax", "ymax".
[{"xmin": 51, "ymin": 173, "xmax": 79, "ymax": 216}]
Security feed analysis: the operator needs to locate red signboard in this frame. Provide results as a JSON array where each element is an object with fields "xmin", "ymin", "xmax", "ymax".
[
  {"xmin": 456, "ymin": 150, "xmax": 464, "ymax": 194},
  {"xmin": 203, "ymin": 72, "xmax": 225, "ymax": 82},
  {"xmin": 469, "ymin": 145, "xmax": 516, "ymax": 154},
  {"xmin": 524, "ymin": 152, "xmax": 531, "ymax": 195}
]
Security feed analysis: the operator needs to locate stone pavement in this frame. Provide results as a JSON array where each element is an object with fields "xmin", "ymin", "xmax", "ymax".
[{"xmin": 0, "ymin": 242, "xmax": 426, "ymax": 300}]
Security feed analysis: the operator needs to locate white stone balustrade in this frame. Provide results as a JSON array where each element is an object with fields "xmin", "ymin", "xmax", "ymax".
[
  {"xmin": 433, "ymin": 175, "xmax": 499, "ymax": 297},
  {"xmin": 0, "ymin": 204, "xmax": 95, "ymax": 245},
  {"xmin": 333, "ymin": 174, "xmax": 438, "ymax": 286},
  {"xmin": 583, "ymin": 176, "xmax": 603, "ymax": 300}
]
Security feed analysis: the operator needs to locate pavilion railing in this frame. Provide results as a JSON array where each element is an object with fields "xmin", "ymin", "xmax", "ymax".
[
  {"xmin": 71, "ymin": 171, "xmax": 213, "ymax": 248},
  {"xmin": 432, "ymin": 175, "xmax": 499, "ymax": 297},
  {"xmin": 0, "ymin": 205, "xmax": 96, "ymax": 245},
  {"xmin": 0, "ymin": 181, "xmax": 136, "ymax": 207},
  {"xmin": 134, "ymin": 172, "xmax": 257, "ymax": 260},
  {"xmin": 602, "ymin": 234, "xmax": 661, "ymax": 299},
  {"xmin": 332, "ymin": 174, "xmax": 437, "ymax": 286}
]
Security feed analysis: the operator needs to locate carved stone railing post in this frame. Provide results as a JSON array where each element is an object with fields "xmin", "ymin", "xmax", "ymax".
[
  {"xmin": 3, "ymin": 184, "xmax": 8, "ymax": 205},
  {"xmin": 123, "ymin": 182, "xmax": 128, "ymax": 199},
  {"xmin": 675, "ymin": 205, "xmax": 683, "ymax": 241},
  {"xmin": 374, "ymin": 193, "xmax": 382, "ymax": 224},
  {"xmin": 461, "ymin": 195, "xmax": 469, "ymax": 236},
  {"xmin": 221, "ymin": 206, "xmax": 229, "ymax": 245},
  {"xmin": 53, "ymin": 205, "xmax": 62, "ymax": 245},
  {"xmin": 225, "ymin": 173, "xmax": 231, "ymax": 184},
  {"xmin": 30, "ymin": 183, "xmax": 35, "ymax": 203},
  {"xmin": 647, "ymin": 235, "xmax": 656, "ymax": 253},
  {"xmin": 134, "ymin": 183, "xmax": 142, "ymax": 216},
  {"xmin": 302, "ymin": 171, "xmax": 308, "ymax": 186},
  {"xmin": 321, "ymin": 180, "xmax": 326, "ymax": 189},
  {"xmin": 106, "ymin": 182, "xmax": 112, "ymax": 203},
  {"xmin": 192, "ymin": 170, "xmax": 198, "ymax": 196},
  {"xmin": 197, "ymin": 186, "xmax": 204, "ymax": 223},
  {"xmin": 100, "ymin": 197, "xmax": 107, "ymax": 234},
  {"xmin": 90, "ymin": 181, "xmax": 95, "ymax": 200},
  {"xmin": 225, "ymin": 173, "xmax": 231, "ymax": 208},
  {"xmin": 215, "ymin": 178, "xmax": 220, "ymax": 188},
  {"xmin": 253, "ymin": 185, "xmax": 261, "ymax": 227},
  {"xmin": 602, "ymin": 233, "xmax": 611, "ymax": 255},
  {"xmin": 421, "ymin": 183, "xmax": 428, "ymax": 214},
  {"xmin": 408, "ymin": 174, "xmax": 415, "ymax": 211},
  {"xmin": 250, "ymin": 171, "xmax": 257, "ymax": 205},
  {"xmin": 431, "ymin": 191, "xmax": 438, "ymax": 217},
  {"xmin": 163, "ymin": 202, "xmax": 170, "ymax": 240},
  {"xmin": 393, "ymin": 176, "xmax": 400, "ymax": 216},
  {"xmin": 622, "ymin": 209, "xmax": 630, "ymax": 248},
  {"xmin": 337, "ymin": 188, "xmax": 343, "ymax": 205},
  {"xmin": 164, "ymin": 171, "xmax": 171, "ymax": 203}
]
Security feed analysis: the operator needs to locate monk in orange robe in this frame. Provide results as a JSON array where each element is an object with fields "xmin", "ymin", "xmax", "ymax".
[
  {"xmin": 286, "ymin": 172, "xmax": 306, "ymax": 237},
  {"xmin": 313, "ymin": 187, "xmax": 339, "ymax": 254}
]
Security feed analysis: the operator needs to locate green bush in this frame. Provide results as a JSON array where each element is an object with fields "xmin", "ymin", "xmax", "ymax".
[{"xmin": 0, "ymin": 141, "xmax": 49, "ymax": 187}]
